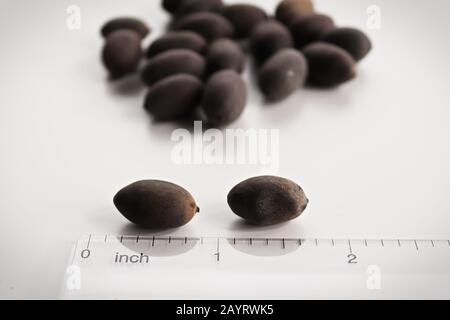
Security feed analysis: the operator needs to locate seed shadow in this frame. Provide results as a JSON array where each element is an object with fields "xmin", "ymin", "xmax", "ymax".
[
  {"xmin": 144, "ymin": 108, "xmax": 226, "ymax": 142},
  {"xmin": 301, "ymin": 82, "xmax": 355, "ymax": 108},
  {"xmin": 227, "ymin": 238, "xmax": 300, "ymax": 257},
  {"xmin": 228, "ymin": 219, "xmax": 294, "ymax": 232},
  {"xmin": 116, "ymin": 223, "xmax": 198, "ymax": 257},
  {"xmin": 107, "ymin": 72, "xmax": 146, "ymax": 96},
  {"xmin": 119, "ymin": 223, "xmax": 182, "ymax": 236}
]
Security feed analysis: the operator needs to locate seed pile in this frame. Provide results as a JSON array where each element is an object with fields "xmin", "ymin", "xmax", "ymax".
[{"xmin": 101, "ymin": 0, "xmax": 372, "ymax": 127}]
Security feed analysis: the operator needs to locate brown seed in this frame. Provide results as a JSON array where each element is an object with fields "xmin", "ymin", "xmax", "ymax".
[
  {"xmin": 290, "ymin": 13, "xmax": 335, "ymax": 48},
  {"xmin": 177, "ymin": 0, "xmax": 224, "ymax": 16},
  {"xmin": 101, "ymin": 17, "xmax": 150, "ymax": 39},
  {"xmin": 258, "ymin": 49, "xmax": 308, "ymax": 102},
  {"xmin": 144, "ymin": 74, "xmax": 203, "ymax": 121},
  {"xmin": 141, "ymin": 49, "xmax": 206, "ymax": 86},
  {"xmin": 173, "ymin": 12, "xmax": 234, "ymax": 42},
  {"xmin": 102, "ymin": 30, "xmax": 142, "ymax": 78},
  {"xmin": 202, "ymin": 70, "xmax": 247, "ymax": 127},
  {"xmin": 322, "ymin": 27, "xmax": 372, "ymax": 62},
  {"xmin": 114, "ymin": 180, "xmax": 199, "ymax": 229},
  {"xmin": 250, "ymin": 20, "xmax": 294, "ymax": 64},
  {"xmin": 222, "ymin": 4, "xmax": 268, "ymax": 38},
  {"xmin": 206, "ymin": 39, "xmax": 245, "ymax": 74},
  {"xmin": 275, "ymin": 0, "xmax": 315, "ymax": 26},
  {"xmin": 227, "ymin": 176, "xmax": 309, "ymax": 226},
  {"xmin": 303, "ymin": 42, "xmax": 356, "ymax": 87},
  {"xmin": 146, "ymin": 31, "xmax": 207, "ymax": 58},
  {"xmin": 162, "ymin": 0, "xmax": 184, "ymax": 14}
]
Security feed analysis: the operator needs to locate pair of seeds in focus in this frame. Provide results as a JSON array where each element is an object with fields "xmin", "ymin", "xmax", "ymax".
[{"xmin": 114, "ymin": 177, "xmax": 309, "ymax": 228}]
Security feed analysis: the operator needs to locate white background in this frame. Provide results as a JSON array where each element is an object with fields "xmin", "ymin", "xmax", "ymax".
[{"xmin": 1, "ymin": 0, "xmax": 450, "ymax": 299}]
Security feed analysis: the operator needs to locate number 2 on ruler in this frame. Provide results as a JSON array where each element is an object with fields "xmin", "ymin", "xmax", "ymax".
[{"xmin": 347, "ymin": 254, "xmax": 358, "ymax": 264}]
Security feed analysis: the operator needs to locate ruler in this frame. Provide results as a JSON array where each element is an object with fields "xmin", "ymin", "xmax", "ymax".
[{"xmin": 61, "ymin": 235, "xmax": 450, "ymax": 299}]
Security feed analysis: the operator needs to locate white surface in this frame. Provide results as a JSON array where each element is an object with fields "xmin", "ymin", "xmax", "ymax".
[{"xmin": 1, "ymin": 0, "xmax": 450, "ymax": 299}]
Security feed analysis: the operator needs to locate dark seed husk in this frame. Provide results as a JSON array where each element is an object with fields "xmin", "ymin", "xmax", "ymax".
[
  {"xmin": 102, "ymin": 30, "xmax": 142, "ymax": 78},
  {"xmin": 101, "ymin": 17, "xmax": 150, "ymax": 39},
  {"xmin": 258, "ymin": 48, "xmax": 308, "ymax": 102},
  {"xmin": 162, "ymin": 0, "xmax": 184, "ymax": 14},
  {"xmin": 227, "ymin": 176, "xmax": 309, "ymax": 226},
  {"xmin": 144, "ymin": 74, "xmax": 203, "ymax": 121},
  {"xmin": 303, "ymin": 42, "xmax": 356, "ymax": 87},
  {"xmin": 275, "ymin": 0, "xmax": 315, "ymax": 27},
  {"xmin": 250, "ymin": 20, "xmax": 294, "ymax": 64},
  {"xmin": 222, "ymin": 4, "xmax": 268, "ymax": 38},
  {"xmin": 141, "ymin": 49, "xmax": 206, "ymax": 86},
  {"xmin": 173, "ymin": 12, "xmax": 234, "ymax": 42},
  {"xmin": 290, "ymin": 13, "xmax": 335, "ymax": 48},
  {"xmin": 146, "ymin": 31, "xmax": 207, "ymax": 58},
  {"xmin": 206, "ymin": 38, "xmax": 245, "ymax": 74},
  {"xmin": 176, "ymin": 0, "xmax": 224, "ymax": 16},
  {"xmin": 202, "ymin": 70, "xmax": 247, "ymax": 127},
  {"xmin": 322, "ymin": 27, "xmax": 372, "ymax": 62},
  {"xmin": 114, "ymin": 180, "xmax": 198, "ymax": 229}
]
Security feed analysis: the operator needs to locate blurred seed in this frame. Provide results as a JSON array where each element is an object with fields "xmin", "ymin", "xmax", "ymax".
[
  {"xmin": 303, "ymin": 42, "xmax": 356, "ymax": 87},
  {"xmin": 144, "ymin": 74, "xmax": 203, "ymax": 121},
  {"xmin": 227, "ymin": 176, "xmax": 309, "ymax": 226},
  {"xmin": 250, "ymin": 20, "xmax": 293, "ymax": 64},
  {"xmin": 101, "ymin": 17, "xmax": 150, "ymax": 39},
  {"xmin": 222, "ymin": 4, "xmax": 268, "ymax": 38},
  {"xmin": 114, "ymin": 180, "xmax": 199, "ymax": 229},
  {"xmin": 202, "ymin": 70, "xmax": 247, "ymax": 127},
  {"xmin": 102, "ymin": 30, "xmax": 142, "ymax": 79},
  {"xmin": 162, "ymin": 0, "xmax": 184, "ymax": 14},
  {"xmin": 173, "ymin": 12, "xmax": 234, "ymax": 42},
  {"xmin": 177, "ymin": 0, "xmax": 224, "ymax": 16},
  {"xmin": 206, "ymin": 39, "xmax": 245, "ymax": 74},
  {"xmin": 258, "ymin": 49, "xmax": 308, "ymax": 102},
  {"xmin": 322, "ymin": 27, "xmax": 372, "ymax": 62},
  {"xmin": 146, "ymin": 31, "xmax": 207, "ymax": 58},
  {"xmin": 141, "ymin": 49, "xmax": 206, "ymax": 86},
  {"xmin": 276, "ymin": 0, "xmax": 315, "ymax": 27},
  {"xmin": 290, "ymin": 13, "xmax": 335, "ymax": 48}
]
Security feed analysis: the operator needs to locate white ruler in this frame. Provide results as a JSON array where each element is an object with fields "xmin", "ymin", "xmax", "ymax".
[{"xmin": 61, "ymin": 235, "xmax": 450, "ymax": 299}]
